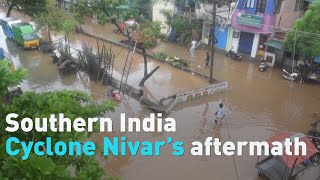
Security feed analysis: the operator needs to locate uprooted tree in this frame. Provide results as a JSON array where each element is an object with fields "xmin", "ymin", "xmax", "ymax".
[{"xmin": 72, "ymin": 0, "xmax": 161, "ymax": 87}]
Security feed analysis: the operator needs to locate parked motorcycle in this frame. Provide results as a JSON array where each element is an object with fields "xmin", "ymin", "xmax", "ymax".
[
  {"xmin": 282, "ymin": 69, "xmax": 303, "ymax": 83},
  {"xmin": 258, "ymin": 58, "xmax": 267, "ymax": 72},
  {"xmin": 226, "ymin": 50, "xmax": 242, "ymax": 61},
  {"xmin": 306, "ymin": 69, "xmax": 320, "ymax": 83}
]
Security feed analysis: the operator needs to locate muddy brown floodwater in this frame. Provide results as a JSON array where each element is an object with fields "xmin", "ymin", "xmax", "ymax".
[
  {"xmin": 1, "ymin": 8, "xmax": 320, "ymax": 180},
  {"xmin": 50, "ymin": 33, "xmax": 210, "ymax": 100}
]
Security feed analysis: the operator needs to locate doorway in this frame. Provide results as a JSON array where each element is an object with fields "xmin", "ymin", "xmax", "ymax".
[{"xmin": 239, "ymin": 32, "xmax": 254, "ymax": 54}]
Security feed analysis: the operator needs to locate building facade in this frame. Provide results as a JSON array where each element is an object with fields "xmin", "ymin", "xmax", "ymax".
[
  {"xmin": 152, "ymin": 0, "xmax": 175, "ymax": 35},
  {"xmin": 158, "ymin": 0, "xmax": 235, "ymax": 50},
  {"xmin": 264, "ymin": 0, "xmax": 312, "ymax": 67},
  {"xmin": 200, "ymin": 3, "xmax": 235, "ymax": 50},
  {"xmin": 230, "ymin": 0, "xmax": 276, "ymax": 58},
  {"xmin": 274, "ymin": 0, "xmax": 307, "ymax": 30}
]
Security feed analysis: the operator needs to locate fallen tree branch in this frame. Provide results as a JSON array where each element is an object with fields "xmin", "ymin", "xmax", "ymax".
[
  {"xmin": 100, "ymin": 6, "xmax": 160, "ymax": 87},
  {"xmin": 139, "ymin": 66, "xmax": 160, "ymax": 87}
]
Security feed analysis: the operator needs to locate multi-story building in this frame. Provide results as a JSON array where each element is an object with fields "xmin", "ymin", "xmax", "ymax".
[
  {"xmin": 230, "ymin": 0, "xmax": 276, "ymax": 58},
  {"xmin": 154, "ymin": 0, "xmax": 235, "ymax": 50},
  {"xmin": 198, "ymin": 2, "xmax": 236, "ymax": 50},
  {"xmin": 274, "ymin": 0, "xmax": 309, "ymax": 30},
  {"xmin": 264, "ymin": 0, "xmax": 313, "ymax": 67}
]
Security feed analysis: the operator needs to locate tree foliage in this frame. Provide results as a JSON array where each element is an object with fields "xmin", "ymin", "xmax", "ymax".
[
  {"xmin": 285, "ymin": 1, "xmax": 320, "ymax": 58},
  {"xmin": 72, "ymin": 0, "xmax": 162, "ymax": 47},
  {"xmin": 35, "ymin": 0, "xmax": 79, "ymax": 42},
  {"xmin": 0, "ymin": 60, "xmax": 28, "ymax": 99},
  {"xmin": 162, "ymin": 10, "xmax": 203, "ymax": 47},
  {"xmin": 3, "ymin": 0, "xmax": 46, "ymax": 17},
  {"xmin": 132, "ymin": 17, "xmax": 164, "ymax": 48},
  {"xmin": 0, "ymin": 55, "xmax": 117, "ymax": 179},
  {"xmin": 72, "ymin": 0, "xmax": 161, "ymax": 84},
  {"xmin": 0, "ymin": 90, "xmax": 115, "ymax": 179}
]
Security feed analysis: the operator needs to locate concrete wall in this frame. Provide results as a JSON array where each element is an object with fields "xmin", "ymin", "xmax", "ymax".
[
  {"xmin": 231, "ymin": 29, "xmax": 240, "ymax": 52},
  {"xmin": 251, "ymin": 33, "xmax": 260, "ymax": 57},
  {"xmin": 226, "ymin": 28, "xmax": 234, "ymax": 51},
  {"xmin": 152, "ymin": 0, "xmax": 175, "ymax": 34},
  {"xmin": 274, "ymin": 0, "xmax": 304, "ymax": 29}
]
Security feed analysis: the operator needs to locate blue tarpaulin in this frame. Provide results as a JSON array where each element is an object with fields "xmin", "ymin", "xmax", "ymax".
[{"xmin": 315, "ymin": 56, "xmax": 320, "ymax": 64}]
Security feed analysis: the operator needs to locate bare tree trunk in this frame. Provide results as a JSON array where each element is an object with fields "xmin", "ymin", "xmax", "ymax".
[
  {"xmin": 48, "ymin": 28, "xmax": 52, "ymax": 44},
  {"xmin": 6, "ymin": 3, "xmax": 15, "ymax": 17},
  {"xmin": 139, "ymin": 66, "xmax": 160, "ymax": 87},
  {"xmin": 142, "ymin": 48, "xmax": 148, "ymax": 76}
]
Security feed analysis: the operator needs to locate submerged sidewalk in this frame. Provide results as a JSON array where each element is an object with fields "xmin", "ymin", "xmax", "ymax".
[{"xmin": 80, "ymin": 17, "xmax": 226, "ymax": 79}]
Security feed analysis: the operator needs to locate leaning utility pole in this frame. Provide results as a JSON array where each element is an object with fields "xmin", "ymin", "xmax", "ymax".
[{"xmin": 209, "ymin": 0, "xmax": 217, "ymax": 83}]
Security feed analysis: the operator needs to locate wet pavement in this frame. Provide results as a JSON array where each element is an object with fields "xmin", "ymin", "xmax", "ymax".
[{"xmin": 1, "ymin": 7, "xmax": 320, "ymax": 180}]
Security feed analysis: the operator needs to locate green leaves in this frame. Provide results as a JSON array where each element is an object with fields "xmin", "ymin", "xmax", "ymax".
[
  {"xmin": 2, "ymin": 154, "xmax": 70, "ymax": 180},
  {"xmin": 285, "ymin": 1, "xmax": 320, "ymax": 58},
  {"xmin": 0, "ymin": 89, "xmax": 115, "ymax": 179},
  {"xmin": 35, "ymin": 0, "xmax": 79, "ymax": 35},
  {"xmin": 73, "ymin": 0, "xmax": 162, "ymax": 48},
  {"xmin": 6, "ymin": 0, "xmax": 46, "ymax": 17},
  {"xmin": 0, "ymin": 39, "xmax": 116, "ymax": 179},
  {"xmin": 0, "ymin": 60, "xmax": 28, "ymax": 98}
]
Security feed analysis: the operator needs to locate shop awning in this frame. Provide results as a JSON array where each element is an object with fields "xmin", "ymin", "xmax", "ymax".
[
  {"xmin": 266, "ymin": 132, "xmax": 318, "ymax": 169},
  {"xmin": 264, "ymin": 39, "xmax": 285, "ymax": 50}
]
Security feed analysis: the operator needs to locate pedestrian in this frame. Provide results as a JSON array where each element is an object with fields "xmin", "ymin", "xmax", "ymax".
[
  {"xmin": 189, "ymin": 39, "xmax": 197, "ymax": 56},
  {"xmin": 205, "ymin": 51, "xmax": 210, "ymax": 68},
  {"xmin": 214, "ymin": 103, "xmax": 225, "ymax": 125}
]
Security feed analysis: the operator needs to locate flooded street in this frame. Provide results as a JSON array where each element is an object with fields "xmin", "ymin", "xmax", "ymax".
[
  {"xmin": 1, "ymin": 7, "xmax": 320, "ymax": 180},
  {"xmin": 50, "ymin": 33, "xmax": 210, "ymax": 100}
]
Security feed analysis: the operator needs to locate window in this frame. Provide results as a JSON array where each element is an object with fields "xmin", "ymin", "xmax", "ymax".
[
  {"xmin": 246, "ymin": 0, "xmax": 255, "ymax": 8},
  {"xmin": 256, "ymin": 0, "xmax": 266, "ymax": 13}
]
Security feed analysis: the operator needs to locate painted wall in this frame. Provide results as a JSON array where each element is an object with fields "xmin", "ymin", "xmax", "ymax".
[
  {"xmin": 274, "ymin": 0, "xmax": 304, "ymax": 29},
  {"xmin": 214, "ymin": 24, "xmax": 229, "ymax": 50},
  {"xmin": 231, "ymin": 0, "xmax": 276, "ymax": 34},
  {"xmin": 227, "ymin": 28, "xmax": 234, "ymax": 51},
  {"xmin": 152, "ymin": 0, "xmax": 175, "ymax": 34},
  {"xmin": 236, "ymin": 0, "xmax": 275, "ymax": 14},
  {"xmin": 264, "ymin": 0, "xmax": 276, "ymax": 15},
  {"xmin": 251, "ymin": 33, "xmax": 260, "ymax": 57},
  {"xmin": 231, "ymin": 29, "xmax": 241, "ymax": 52}
]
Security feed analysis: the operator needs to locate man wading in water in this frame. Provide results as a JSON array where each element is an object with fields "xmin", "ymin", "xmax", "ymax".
[
  {"xmin": 215, "ymin": 103, "xmax": 225, "ymax": 125},
  {"xmin": 189, "ymin": 40, "xmax": 197, "ymax": 56},
  {"xmin": 205, "ymin": 51, "xmax": 210, "ymax": 68}
]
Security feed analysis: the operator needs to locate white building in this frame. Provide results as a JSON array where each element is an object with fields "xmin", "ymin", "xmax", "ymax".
[{"xmin": 152, "ymin": 0, "xmax": 175, "ymax": 35}]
